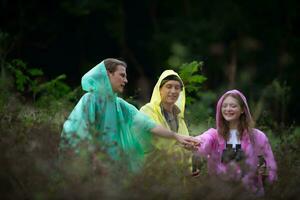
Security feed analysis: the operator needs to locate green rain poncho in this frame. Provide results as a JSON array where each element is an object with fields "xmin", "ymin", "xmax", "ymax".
[{"xmin": 60, "ymin": 61, "xmax": 156, "ymax": 172}]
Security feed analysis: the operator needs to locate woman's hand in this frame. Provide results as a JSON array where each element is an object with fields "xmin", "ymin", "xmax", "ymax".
[{"xmin": 174, "ymin": 134, "xmax": 200, "ymax": 151}]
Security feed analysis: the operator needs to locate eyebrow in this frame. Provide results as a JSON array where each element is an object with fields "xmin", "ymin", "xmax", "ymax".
[
  {"xmin": 222, "ymin": 103, "xmax": 238, "ymax": 106},
  {"xmin": 165, "ymin": 82, "xmax": 181, "ymax": 86}
]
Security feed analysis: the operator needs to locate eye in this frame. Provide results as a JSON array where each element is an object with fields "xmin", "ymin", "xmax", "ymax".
[
  {"xmin": 166, "ymin": 84, "xmax": 172, "ymax": 89},
  {"xmin": 174, "ymin": 86, "xmax": 181, "ymax": 90},
  {"xmin": 120, "ymin": 73, "xmax": 126, "ymax": 78}
]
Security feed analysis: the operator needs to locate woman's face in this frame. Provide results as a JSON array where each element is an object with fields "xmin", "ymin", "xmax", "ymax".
[
  {"xmin": 160, "ymin": 80, "xmax": 181, "ymax": 105},
  {"xmin": 221, "ymin": 95, "xmax": 243, "ymax": 124}
]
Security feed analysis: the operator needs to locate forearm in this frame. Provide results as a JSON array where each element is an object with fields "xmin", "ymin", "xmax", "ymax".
[{"xmin": 150, "ymin": 125, "xmax": 176, "ymax": 139}]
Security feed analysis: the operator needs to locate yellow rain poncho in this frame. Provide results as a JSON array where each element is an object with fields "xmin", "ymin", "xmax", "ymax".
[
  {"xmin": 60, "ymin": 61, "xmax": 156, "ymax": 172},
  {"xmin": 140, "ymin": 70, "xmax": 189, "ymax": 153}
]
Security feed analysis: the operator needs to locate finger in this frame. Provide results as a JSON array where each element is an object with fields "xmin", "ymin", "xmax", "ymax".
[{"xmin": 187, "ymin": 137, "xmax": 200, "ymax": 145}]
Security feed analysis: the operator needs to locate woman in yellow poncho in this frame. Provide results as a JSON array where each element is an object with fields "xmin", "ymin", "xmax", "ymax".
[{"xmin": 140, "ymin": 70, "xmax": 195, "ymax": 173}]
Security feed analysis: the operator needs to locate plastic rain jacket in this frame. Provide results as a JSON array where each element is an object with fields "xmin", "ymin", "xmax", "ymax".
[
  {"xmin": 195, "ymin": 90, "xmax": 277, "ymax": 195},
  {"xmin": 60, "ymin": 61, "xmax": 156, "ymax": 172},
  {"xmin": 140, "ymin": 70, "xmax": 189, "ymax": 153}
]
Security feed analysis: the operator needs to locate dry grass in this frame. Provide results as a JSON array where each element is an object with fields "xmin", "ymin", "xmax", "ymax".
[{"xmin": 0, "ymin": 94, "xmax": 299, "ymax": 200}]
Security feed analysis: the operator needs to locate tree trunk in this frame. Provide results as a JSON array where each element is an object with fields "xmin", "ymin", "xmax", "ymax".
[{"xmin": 227, "ymin": 41, "xmax": 237, "ymax": 88}]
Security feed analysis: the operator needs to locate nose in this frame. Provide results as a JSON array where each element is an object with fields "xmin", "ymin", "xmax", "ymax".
[
  {"xmin": 124, "ymin": 77, "xmax": 128, "ymax": 84},
  {"xmin": 170, "ymin": 87, "xmax": 177, "ymax": 93},
  {"xmin": 223, "ymin": 105, "xmax": 230, "ymax": 111}
]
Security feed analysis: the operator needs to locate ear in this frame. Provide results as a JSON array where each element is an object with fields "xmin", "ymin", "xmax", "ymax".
[{"xmin": 107, "ymin": 71, "xmax": 113, "ymax": 78}]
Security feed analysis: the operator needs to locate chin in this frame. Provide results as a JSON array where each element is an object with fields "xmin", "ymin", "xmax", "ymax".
[
  {"xmin": 227, "ymin": 119, "xmax": 239, "ymax": 123},
  {"xmin": 166, "ymin": 101, "xmax": 176, "ymax": 105}
]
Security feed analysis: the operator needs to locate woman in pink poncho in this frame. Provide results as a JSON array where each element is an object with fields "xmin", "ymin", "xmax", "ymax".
[{"xmin": 194, "ymin": 89, "xmax": 277, "ymax": 196}]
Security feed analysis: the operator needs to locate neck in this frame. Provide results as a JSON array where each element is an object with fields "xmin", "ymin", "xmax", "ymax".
[
  {"xmin": 229, "ymin": 120, "xmax": 239, "ymax": 129},
  {"xmin": 162, "ymin": 102, "xmax": 174, "ymax": 113}
]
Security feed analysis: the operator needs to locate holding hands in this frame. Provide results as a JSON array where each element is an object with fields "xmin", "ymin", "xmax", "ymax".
[{"xmin": 174, "ymin": 134, "xmax": 200, "ymax": 151}]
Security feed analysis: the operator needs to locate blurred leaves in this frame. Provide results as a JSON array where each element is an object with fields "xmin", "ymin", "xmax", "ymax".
[
  {"xmin": 8, "ymin": 59, "xmax": 71, "ymax": 103},
  {"xmin": 177, "ymin": 60, "xmax": 207, "ymax": 105}
]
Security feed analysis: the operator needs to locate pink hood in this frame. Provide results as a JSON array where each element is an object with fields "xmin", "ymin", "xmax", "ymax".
[{"xmin": 216, "ymin": 89, "xmax": 252, "ymax": 133}]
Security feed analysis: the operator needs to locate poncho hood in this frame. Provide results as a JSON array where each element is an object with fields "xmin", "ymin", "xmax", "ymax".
[
  {"xmin": 149, "ymin": 70, "xmax": 186, "ymax": 117},
  {"xmin": 81, "ymin": 61, "xmax": 116, "ymax": 97}
]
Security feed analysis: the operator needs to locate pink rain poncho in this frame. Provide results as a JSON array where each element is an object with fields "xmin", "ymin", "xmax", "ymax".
[
  {"xmin": 60, "ymin": 61, "xmax": 156, "ymax": 172},
  {"xmin": 194, "ymin": 90, "xmax": 277, "ymax": 195}
]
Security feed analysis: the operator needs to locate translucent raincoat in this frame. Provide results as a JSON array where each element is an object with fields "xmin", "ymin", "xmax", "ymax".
[
  {"xmin": 194, "ymin": 90, "xmax": 277, "ymax": 195},
  {"xmin": 140, "ymin": 70, "xmax": 189, "ymax": 153},
  {"xmin": 60, "ymin": 61, "xmax": 156, "ymax": 172}
]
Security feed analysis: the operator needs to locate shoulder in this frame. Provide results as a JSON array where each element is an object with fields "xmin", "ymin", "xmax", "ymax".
[
  {"xmin": 140, "ymin": 103, "xmax": 156, "ymax": 114},
  {"xmin": 81, "ymin": 92, "xmax": 94, "ymax": 100},
  {"xmin": 252, "ymin": 128, "xmax": 269, "ymax": 143},
  {"xmin": 118, "ymin": 97, "xmax": 132, "ymax": 107},
  {"xmin": 140, "ymin": 103, "xmax": 154, "ymax": 111},
  {"xmin": 252, "ymin": 128, "xmax": 267, "ymax": 137},
  {"xmin": 76, "ymin": 92, "xmax": 96, "ymax": 106},
  {"xmin": 117, "ymin": 97, "xmax": 138, "ymax": 113},
  {"xmin": 204, "ymin": 128, "xmax": 218, "ymax": 135},
  {"xmin": 196, "ymin": 128, "xmax": 218, "ymax": 140}
]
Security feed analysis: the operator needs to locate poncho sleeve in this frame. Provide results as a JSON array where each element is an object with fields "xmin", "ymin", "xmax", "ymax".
[
  {"xmin": 60, "ymin": 93, "xmax": 96, "ymax": 152},
  {"xmin": 118, "ymin": 98, "xmax": 156, "ymax": 132},
  {"xmin": 254, "ymin": 129, "xmax": 277, "ymax": 183},
  {"xmin": 118, "ymin": 98, "xmax": 156, "ymax": 152},
  {"xmin": 140, "ymin": 103, "xmax": 161, "ymax": 123},
  {"xmin": 194, "ymin": 128, "xmax": 218, "ymax": 157}
]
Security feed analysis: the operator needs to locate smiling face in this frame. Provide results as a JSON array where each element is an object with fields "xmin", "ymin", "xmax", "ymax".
[
  {"xmin": 160, "ymin": 80, "xmax": 181, "ymax": 106},
  {"xmin": 221, "ymin": 95, "xmax": 244, "ymax": 127},
  {"xmin": 107, "ymin": 65, "xmax": 128, "ymax": 93}
]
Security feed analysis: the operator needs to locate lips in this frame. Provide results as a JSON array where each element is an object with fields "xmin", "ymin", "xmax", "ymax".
[
  {"xmin": 167, "ymin": 97, "xmax": 177, "ymax": 101},
  {"xmin": 223, "ymin": 113, "xmax": 236, "ymax": 117}
]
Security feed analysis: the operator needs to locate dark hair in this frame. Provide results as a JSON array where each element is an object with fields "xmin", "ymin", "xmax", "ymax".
[
  {"xmin": 219, "ymin": 93, "xmax": 254, "ymax": 141},
  {"xmin": 160, "ymin": 75, "xmax": 183, "ymax": 89},
  {"xmin": 104, "ymin": 58, "xmax": 127, "ymax": 73}
]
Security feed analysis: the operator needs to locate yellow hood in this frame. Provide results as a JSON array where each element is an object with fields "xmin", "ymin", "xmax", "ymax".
[
  {"xmin": 140, "ymin": 70, "xmax": 189, "ymax": 152},
  {"xmin": 149, "ymin": 70, "xmax": 186, "ymax": 118}
]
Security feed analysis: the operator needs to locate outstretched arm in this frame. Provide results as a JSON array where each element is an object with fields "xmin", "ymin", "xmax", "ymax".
[{"xmin": 150, "ymin": 125, "xmax": 200, "ymax": 146}]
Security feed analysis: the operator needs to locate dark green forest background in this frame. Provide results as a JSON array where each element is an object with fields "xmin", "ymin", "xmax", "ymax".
[{"xmin": 1, "ymin": 0, "xmax": 300, "ymax": 199}]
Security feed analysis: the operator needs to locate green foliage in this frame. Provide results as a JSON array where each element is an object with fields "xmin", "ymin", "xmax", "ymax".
[
  {"xmin": 1, "ymin": 58, "xmax": 79, "ymax": 129},
  {"xmin": 253, "ymin": 80, "xmax": 291, "ymax": 129},
  {"xmin": 169, "ymin": 60, "xmax": 214, "ymax": 134},
  {"xmin": 186, "ymin": 91, "xmax": 217, "ymax": 135},
  {"xmin": 0, "ymin": 31, "xmax": 10, "ymax": 55},
  {"xmin": 167, "ymin": 42, "xmax": 189, "ymax": 67},
  {"xmin": 177, "ymin": 61, "xmax": 207, "ymax": 105},
  {"xmin": 8, "ymin": 59, "xmax": 71, "ymax": 103}
]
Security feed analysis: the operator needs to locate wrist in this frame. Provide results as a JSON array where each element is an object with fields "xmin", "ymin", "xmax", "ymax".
[{"xmin": 172, "ymin": 131, "xmax": 178, "ymax": 139}]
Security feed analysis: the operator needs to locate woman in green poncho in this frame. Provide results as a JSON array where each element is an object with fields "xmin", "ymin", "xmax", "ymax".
[{"xmin": 60, "ymin": 58, "xmax": 198, "ymax": 172}]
